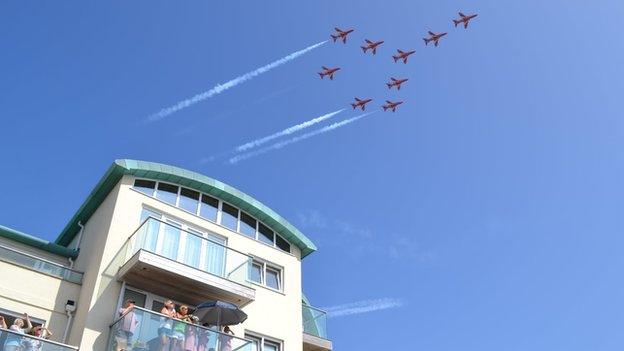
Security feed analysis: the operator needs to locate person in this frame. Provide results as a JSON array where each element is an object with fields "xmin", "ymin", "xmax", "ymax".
[
  {"xmin": 0, "ymin": 315, "xmax": 7, "ymax": 329},
  {"xmin": 183, "ymin": 315, "xmax": 199, "ymax": 351},
  {"xmin": 115, "ymin": 298, "xmax": 138, "ymax": 351},
  {"xmin": 3, "ymin": 313, "xmax": 32, "ymax": 351},
  {"xmin": 197, "ymin": 324, "xmax": 212, "ymax": 351},
  {"xmin": 218, "ymin": 326, "xmax": 233, "ymax": 351},
  {"xmin": 21, "ymin": 326, "xmax": 52, "ymax": 351},
  {"xmin": 159, "ymin": 300, "xmax": 177, "ymax": 351},
  {"xmin": 171, "ymin": 305, "xmax": 191, "ymax": 350}
]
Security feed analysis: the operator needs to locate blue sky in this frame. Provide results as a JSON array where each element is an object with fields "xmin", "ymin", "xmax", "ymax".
[{"xmin": 2, "ymin": 1, "xmax": 624, "ymax": 349}]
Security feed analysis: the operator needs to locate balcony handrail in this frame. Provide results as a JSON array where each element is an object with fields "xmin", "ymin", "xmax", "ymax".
[
  {"xmin": 0, "ymin": 327, "xmax": 79, "ymax": 350},
  {"xmin": 0, "ymin": 243, "xmax": 84, "ymax": 275},
  {"xmin": 131, "ymin": 216, "xmax": 254, "ymax": 260},
  {"xmin": 111, "ymin": 306, "xmax": 251, "ymax": 345},
  {"xmin": 302, "ymin": 303, "xmax": 329, "ymax": 315}
]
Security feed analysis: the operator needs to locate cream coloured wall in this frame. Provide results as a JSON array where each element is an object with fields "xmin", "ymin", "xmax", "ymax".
[{"xmin": 0, "ymin": 259, "xmax": 81, "ymax": 342}]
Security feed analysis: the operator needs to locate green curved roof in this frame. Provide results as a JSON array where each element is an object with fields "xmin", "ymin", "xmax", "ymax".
[
  {"xmin": 55, "ymin": 159, "xmax": 317, "ymax": 258},
  {"xmin": 0, "ymin": 224, "xmax": 78, "ymax": 258}
]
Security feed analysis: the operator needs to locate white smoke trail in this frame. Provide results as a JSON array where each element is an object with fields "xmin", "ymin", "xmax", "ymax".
[
  {"xmin": 228, "ymin": 111, "xmax": 376, "ymax": 164},
  {"xmin": 236, "ymin": 109, "xmax": 345, "ymax": 152},
  {"xmin": 322, "ymin": 298, "xmax": 404, "ymax": 318},
  {"xmin": 147, "ymin": 41, "xmax": 327, "ymax": 122}
]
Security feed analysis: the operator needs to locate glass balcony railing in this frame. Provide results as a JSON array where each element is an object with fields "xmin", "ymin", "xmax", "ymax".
[
  {"xmin": 302, "ymin": 304, "xmax": 328, "ymax": 339},
  {"xmin": 107, "ymin": 306, "xmax": 252, "ymax": 351},
  {"xmin": 0, "ymin": 244, "xmax": 83, "ymax": 284},
  {"xmin": 120, "ymin": 217, "xmax": 252, "ymax": 287},
  {"xmin": 0, "ymin": 328, "xmax": 78, "ymax": 351}
]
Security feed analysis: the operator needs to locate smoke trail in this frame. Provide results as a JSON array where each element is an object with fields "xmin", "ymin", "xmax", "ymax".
[
  {"xmin": 147, "ymin": 41, "xmax": 327, "ymax": 122},
  {"xmin": 322, "ymin": 298, "xmax": 404, "ymax": 318},
  {"xmin": 236, "ymin": 109, "xmax": 345, "ymax": 152},
  {"xmin": 228, "ymin": 111, "xmax": 376, "ymax": 164}
]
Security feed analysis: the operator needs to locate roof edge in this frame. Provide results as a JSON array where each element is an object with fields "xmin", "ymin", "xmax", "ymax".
[
  {"xmin": 55, "ymin": 159, "xmax": 317, "ymax": 258},
  {"xmin": 0, "ymin": 224, "xmax": 79, "ymax": 258}
]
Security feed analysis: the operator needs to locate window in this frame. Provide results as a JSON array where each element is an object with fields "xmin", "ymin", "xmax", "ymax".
[
  {"xmin": 133, "ymin": 179, "xmax": 156, "ymax": 196},
  {"xmin": 249, "ymin": 259, "xmax": 282, "ymax": 291},
  {"xmin": 258, "ymin": 223, "xmax": 274, "ymax": 246},
  {"xmin": 250, "ymin": 261, "xmax": 263, "ymax": 284},
  {"xmin": 265, "ymin": 267, "xmax": 281, "ymax": 290},
  {"xmin": 240, "ymin": 212, "xmax": 257, "ymax": 238},
  {"xmin": 156, "ymin": 182, "xmax": 179, "ymax": 205},
  {"xmin": 275, "ymin": 235, "xmax": 290, "ymax": 253},
  {"xmin": 183, "ymin": 229, "xmax": 203, "ymax": 268},
  {"xmin": 0, "ymin": 308, "xmax": 45, "ymax": 330},
  {"xmin": 133, "ymin": 178, "xmax": 293, "ymax": 255},
  {"xmin": 200, "ymin": 194, "xmax": 219, "ymax": 222},
  {"xmin": 159, "ymin": 220, "xmax": 181, "ymax": 260},
  {"xmin": 179, "ymin": 188, "xmax": 200, "ymax": 214},
  {"xmin": 221, "ymin": 203, "xmax": 239, "ymax": 231},
  {"xmin": 245, "ymin": 334, "xmax": 281, "ymax": 351}
]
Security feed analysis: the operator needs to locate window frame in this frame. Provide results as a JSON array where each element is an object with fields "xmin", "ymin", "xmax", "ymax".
[
  {"xmin": 244, "ymin": 332, "xmax": 282, "ymax": 351},
  {"xmin": 132, "ymin": 178, "xmax": 294, "ymax": 255},
  {"xmin": 249, "ymin": 258, "xmax": 283, "ymax": 292}
]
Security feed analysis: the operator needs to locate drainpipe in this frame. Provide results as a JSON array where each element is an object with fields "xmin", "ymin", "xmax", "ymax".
[
  {"xmin": 62, "ymin": 309, "xmax": 74, "ymax": 344},
  {"xmin": 76, "ymin": 221, "xmax": 85, "ymax": 249}
]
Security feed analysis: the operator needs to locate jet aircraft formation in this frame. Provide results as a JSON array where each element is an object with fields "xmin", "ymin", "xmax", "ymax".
[{"xmin": 317, "ymin": 12, "xmax": 478, "ymax": 113}]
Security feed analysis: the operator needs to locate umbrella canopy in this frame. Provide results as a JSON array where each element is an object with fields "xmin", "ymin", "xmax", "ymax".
[{"xmin": 194, "ymin": 300, "xmax": 248, "ymax": 326}]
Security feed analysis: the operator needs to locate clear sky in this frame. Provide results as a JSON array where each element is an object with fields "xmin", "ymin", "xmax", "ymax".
[{"xmin": 1, "ymin": 1, "xmax": 624, "ymax": 350}]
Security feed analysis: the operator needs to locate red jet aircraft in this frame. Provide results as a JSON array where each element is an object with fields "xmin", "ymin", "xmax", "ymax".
[
  {"xmin": 331, "ymin": 27, "xmax": 354, "ymax": 43},
  {"xmin": 453, "ymin": 12, "xmax": 478, "ymax": 28},
  {"xmin": 392, "ymin": 49, "xmax": 415, "ymax": 64},
  {"xmin": 382, "ymin": 100, "xmax": 404, "ymax": 112},
  {"xmin": 423, "ymin": 31, "xmax": 447, "ymax": 47},
  {"xmin": 386, "ymin": 77, "xmax": 409, "ymax": 90},
  {"xmin": 318, "ymin": 66, "xmax": 340, "ymax": 80},
  {"xmin": 361, "ymin": 39, "xmax": 384, "ymax": 55},
  {"xmin": 351, "ymin": 97, "xmax": 373, "ymax": 111}
]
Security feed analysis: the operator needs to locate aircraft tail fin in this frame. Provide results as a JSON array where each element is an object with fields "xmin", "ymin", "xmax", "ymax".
[
  {"xmin": 453, "ymin": 20, "xmax": 459, "ymax": 27},
  {"xmin": 331, "ymin": 35, "xmax": 338, "ymax": 42},
  {"xmin": 423, "ymin": 38, "xmax": 429, "ymax": 45},
  {"xmin": 372, "ymin": 48, "xmax": 377, "ymax": 55},
  {"xmin": 386, "ymin": 83, "xmax": 392, "ymax": 89},
  {"xmin": 397, "ymin": 85, "xmax": 401, "ymax": 90},
  {"xmin": 351, "ymin": 103, "xmax": 357, "ymax": 110},
  {"xmin": 383, "ymin": 105, "xmax": 388, "ymax": 111},
  {"xmin": 361, "ymin": 46, "xmax": 367, "ymax": 53},
  {"xmin": 392, "ymin": 56, "xmax": 399, "ymax": 62},
  {"xmin": 318, "ymin": 73, "xmax": 324, "ymax": 79}
]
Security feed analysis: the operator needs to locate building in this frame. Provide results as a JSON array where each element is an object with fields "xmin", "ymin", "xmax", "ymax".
[{"xmin": 0, "ymin": 159, "xmax": 332, "ymax": 351}]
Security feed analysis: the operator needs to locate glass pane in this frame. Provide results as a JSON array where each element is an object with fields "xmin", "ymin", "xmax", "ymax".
[
  {"xmin": 156, "ymin": 182, "xmax": 179, "ymax": 205},
  {"xmin": 258, "ymin": 223, "xmax": 274, "ymax": 245},
  {"xmin": 266, "ymin": 268, "xmax": 280, "ymax": 290},
  {"xmin": 183, "ymin": 231, "xmax": 202, "ymax": 268},
  {"xmin": 200, "ymin": 194, "xmax": 219, "ymax": 222},
  {"xmin": 133, "ymin": 179, "xmax": 156, "ymax": 196},
  {"xmin": 179, "ymin": 188, "xmax": 200, "ymax": 213},
  {"xmin": 138, "ymin": 209, "xmax": 161, "ymax": 253},
  {"xmin": 265, "ymin": 341, "xmax": 280, "ymax": 351},
  {"xmin": 220, "ymin": 203, "xmax": 239, "ymax": 231},
  {"xmin": 122, "ymin": 289, "xmax": 147, "ymax": 308},
  {"xmin": 275, "ymin": 234, "xmax": 290, "ymax": 253},
  {"xmin": 160, "ymin": 222, "xmax": 181, "ymax": 260},
  {"xmin": 205, "ymin": 234, "xmax": 226, "ymax": 276},
  {"xmin": 240, "ymin": 212, "xmax": 257, "ymax": 238},
  {"xmin": 151, "ymin": 300, "xmax": 164, "ymax": 313},
  {"xmin": 250, "ymin": 263, "xmax": 262, "ymax": 284}
]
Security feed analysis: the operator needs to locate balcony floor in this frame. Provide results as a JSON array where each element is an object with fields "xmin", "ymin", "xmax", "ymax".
[
  {"xmin": 117, "ymin": 250, "xmax": 255, "ymax": 306},
  {"xmin": 303, "ymin": 333, "xmax": 333, "ymax": 351}
]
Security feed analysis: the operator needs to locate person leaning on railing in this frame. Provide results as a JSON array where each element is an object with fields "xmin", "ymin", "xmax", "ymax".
[
  {"xmin": 21, "ymin": 325, "xmax": 53, "ymax": 351},
  {"xmin": 3, "ymin": 313, "xmax": 33, "ymax": 351},
  {"xmin": 115, "ymin": 298, "xmax": 139, "ymax": 351}
]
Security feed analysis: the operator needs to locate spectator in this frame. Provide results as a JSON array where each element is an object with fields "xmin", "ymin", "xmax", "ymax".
[
  {"xmin": 218, "ymin": 326, "xmax": 233, "ymax": 351},
  {"xmin": 22, "ymin": 326, "xmax": 52, "ymax": 351},
  {"xmin": 197, "ymin": 323, "xmax": 212, "ymax": 351},
  {"xmin": 0, "ymin": 316, "xmax": 7, "ymax": 329},
  {"xmin": 159, "ymin": 300, "xmax": 176, "ymax": 351},
  {"xmin": 115, "ymin": 298, "xmax": 138, "ymax": 351},
  {"xmin": 4, "ymin": 313, "xmax": 32, "ymax": 351},
  {"xmin": 183, "ymin": 315, "xmax": 199, "ymax": 351},
  {"xmin": 171, "ymin": 305, "xmax": 191, "ymax": 350}
]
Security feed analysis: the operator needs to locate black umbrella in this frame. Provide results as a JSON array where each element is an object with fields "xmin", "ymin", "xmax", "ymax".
[{"xmin": 193, "ymin": 300, "xmax": 248, "ymax": 326}]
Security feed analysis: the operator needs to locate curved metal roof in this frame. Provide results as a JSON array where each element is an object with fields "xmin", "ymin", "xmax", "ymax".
[{"xmin": 55, "ymin": 159, "xmax": 317, "ymax": 258}]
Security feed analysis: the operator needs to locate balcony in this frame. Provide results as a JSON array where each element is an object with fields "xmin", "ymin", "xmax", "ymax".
[
  {"xmin": 0, "ymin": 328, "xmax": 78, "ymax": 351},
  {"xmin": 302, "ymin": 304, "xmax": 332, "ymax": 351},
  {"xmin": 0, "ymin": 243, "xmax": 83, "ymax": 284},
  {"xmin": 107, "ymin": 306, "xmax": 252, "ymax": 351},
  {"xmin": 115, "ymin": 217, "xmax": 255, "ymax": 306}
]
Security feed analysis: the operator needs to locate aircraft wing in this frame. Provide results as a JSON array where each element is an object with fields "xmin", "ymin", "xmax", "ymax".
[
  {"xmin": 365, "ymin": 39, "xmax": 373, "ymax": 44},
  {"xmin": 428, "ymin": 31, "xmax": 435, "ymax": 36},
  {"xmin": 459, "ymin": 12, "xmax": 466, "ymax": 17}
]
